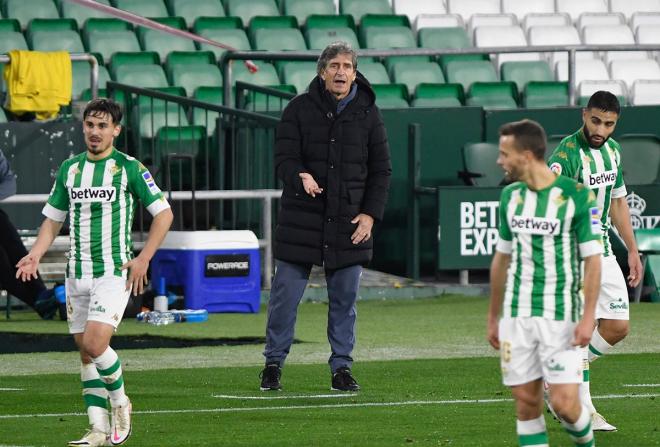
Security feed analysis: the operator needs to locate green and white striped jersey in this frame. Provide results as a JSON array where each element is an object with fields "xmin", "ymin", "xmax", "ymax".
[
  {"xmin": 547, "ymin": 129, "xmax": 626, "ymax": 257},
  {"xmin": 43, "ymin": 148, "xmax": 170, "ymax": 279},
  {"xmin": 496, "ymin": 175, "xmax": 603, "ymax": 322}
]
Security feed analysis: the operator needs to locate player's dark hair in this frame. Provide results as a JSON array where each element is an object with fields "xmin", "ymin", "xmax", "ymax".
[
  {"xmin": 499, "ymin": 119, "xmax": 547, "ymax": 161},
  {"xmin": 586, "ymin": 90, "xmax": 620, "ymax": 115},
  {"xmin": 83, "ymin": 98, "xmax": 123, "ymax": 124}
]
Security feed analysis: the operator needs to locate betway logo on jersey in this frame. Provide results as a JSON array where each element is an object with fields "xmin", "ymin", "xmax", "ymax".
[
  {"xmin": 205, "ymin": 254, "xmax": 250, "ymax": 277},
  {"xmin": 69, "ymin": 187, "xmax": 116, "ymax": 203},
  {"xmin": 587, "ymin": 169, "xmax": 617, "ymax": 188},
  {"xmin": 510, "ymin": 216, "xmax": 560, "ymax": 235}
]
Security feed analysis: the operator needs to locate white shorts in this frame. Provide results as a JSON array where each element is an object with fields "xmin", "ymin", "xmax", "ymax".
[
  {"xmin": 65, "ymin": 276, "xmax": 131, "ymax": 334},
  {"xmin": 498, "ymin": 317, "xmax": 583, "ymax": 387},
  {"xmin": 595, "ymin": 255, "xmax": 629, "ymax": 321}
]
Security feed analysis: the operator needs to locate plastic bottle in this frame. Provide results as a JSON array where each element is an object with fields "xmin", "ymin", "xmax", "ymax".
[
  {"xmin": 153, "ymin": 277, "xmax": 168, "ymax": 312},
  {"xmin": 136, "ymin": 310, "xmax": 176, "ymax": 326}
]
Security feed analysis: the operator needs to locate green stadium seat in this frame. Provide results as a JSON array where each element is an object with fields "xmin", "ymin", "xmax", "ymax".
[
  {"xmin": 225, "ymin": 0, "xmax": 279, "ymax": 28},
  {"xmin": 0, "ymin": 108, "xmax": 7, "ymax": 123},
  {"xmin": 114, "ymin": 0, "xmax": 169, "ymax": 18},
  {"xmin": 501, "ymin": 61, "xmax": 553, "ymax": 93},
  {"xmin": 138, "ymin": 18, "xmax": 196, "ymax": 62},
  {"xmin": 193, "ymin": 16, "xmax": 242, "ymax": 33},
  {"xmin": 418, "ymin": 27, "xmax": 470, "ymax": 50},
  {"xmin": 0, "ymin": 30, "xmax": 27, "ymax": 92},
  {"xmin": 390, "ymin": 61, "xmax": 445, "ymax": 96},
  {"xmin": 114, "ymin": 64, "xmax": 169, "ymax": 89},
  {"xmin": 192, "ymin": 86, "xmax": 223, "ymax": 135},
  {"xmin": 617, "ymin": 135, "xmax": 660, "ymax": 185},
  {"xmin": 27, "ymin": 18, "xmax": 77, "ymax": 34},
  {"xmin": 72, "ymin": 61, "xmax": 111, "ymax": 99},
  {"xmin": 461, "ymin": 142, "xmax": 502, "ymax": 187},
  {"xmin": 371, "ymin": 83, "xmax": 409, "ymax": 108},
  {"xmin": 242, "ymin": 84, "xmax": 296, "ymax": 112},
  {"xmin": 360, "ymin": 14, "xmax": 410, "ymax": 29},
  {"xmin": 411, "ymin": 83, "xmax": 463, "ymax": 107},
  {"xmin": 284, "ymin": 0, "xmax": 335, "ymax": 27},
  {"xmin": 165, "ymin": 51, "xmax": 215, "ymax": 73},
  {"xmin": 280, "ymin": 61, "xmax": 317, "ymax": 93},
  {"xmin": 467, "ymin": 82, "xmax": 518, "ymax": 110},
  {"xmin": 438, "ymin": 54, "xmax": 490, "ymax": 74},
  {"xmin": 248, "ymin": 15, "xmax": 297, "ymax": 34},
  {"xmin": 445, "ymin": 60, "xmax": 497, "ymax": 91},
  {"xmin": 5, "ymin": 0, "xmax": 59, "ymax": 29},
  {"xmin": 0, "ymin": 19, "xmax": 21, "ymax": 32},
  {"xmin": 340, "ymin": 0, "xmax": 392, "ymax": 24},
  {"xmin": 132, "ymin": 86, "xmax": 188, "ymax": 139},
  {"xmin": 252, "ymin": 28, "xmax": 306, "ymax": 51},
  {"xmin": 634, "ymin": 228, "xmax": 660, "ymax": 301},
  {"xmin": 305, "ymin": 14, "xmax": 355, "ymax": 31},
  {"xmin": 110, "ymin": 51, "xmax": 160, "ymax": 76},
  {"xmin": 85, "ymin": 30, "xmax": 141, "ymax": 64},
  {"xmin": 197, "ymin": 28, "xmax": 251, "ymax": 60},
  {"xmin": 524, "ymin": 82, "xmax": 569, "ymax": 108},
  {"xmin": 362, "ymin": 26, "xmax": 415, "ymax": 49},
  {"xmin": 305, "ymin": 27, "xmax": 360, "ymax": 50},
  {"xmin": 169, "ymin": 64, "xmax": 222, "ymax": 96},
  {"xmin": 83, "ymin": 19, "xmax": 131, "ymax": 47},
  {"xmin": 168, "ymin": 0, "xmax": 225, "ymax": 28},
  {"xmin": 61, "ymin": 0, "xmax": 113, "ymax": 27},
  {"xmin": 29, "ymin": 29, "xmax": 85, "ymax": 52},
  {"xmin": 356, "ymin": 61, "xmax": 390, "ymax": 84},
  {"xmin": 233, "ymin": 61, "xmax": 280, "ymax": 86}
]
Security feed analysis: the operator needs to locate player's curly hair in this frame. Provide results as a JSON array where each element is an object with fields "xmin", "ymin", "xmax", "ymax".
[{"xmin": 83, "ymin": 98, "xmax": 123, "ymax": 125}]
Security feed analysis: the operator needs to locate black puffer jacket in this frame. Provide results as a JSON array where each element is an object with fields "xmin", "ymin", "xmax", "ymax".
[{"xmin": 273, "ymin": 73, "xmax": 391, "ymax": 269}]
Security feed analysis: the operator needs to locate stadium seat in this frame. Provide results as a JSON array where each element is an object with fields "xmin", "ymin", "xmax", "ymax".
[
  {"xmin": 279, "ymin": 61, "xmax": 317, "ymax": 93},
  {"xmin": 0, "ymin": 19, "xmax": 20, "ymax": 32},
  {"xmin": 468, "ymin": 14, "xmax": 518, "ymax": 36},
  {"xmin": 165, "ymin": 50, "xmax": 215, "ymax": 71},
  {"xmin": 631, "ymin": 12, "xmax": 660, "ymax": 33},
  {"xmin": 306, "ymin": 27, "xmax": 360, "ymax": 50},
  {"xmin": 528, "ymin": 25, "xmax": 592, "ymax": 67},
  {"xmin": 72, "ymin": 61, "xmax": 111, "ymax": 99},
  {"xmin": 0, "ymin": 29, "xmax": 28, "ymax": 54},
  {"xmin": 30, "ymin": 29, "xmax": 85, "ymax": 52},
  {"xmin": 168, "ymin": 0, "xmax": 225, "ymax": 28},
  {"xmin": 362, "ymin": 26, "xmax": 415, "ymax": 49},
  {"xmin": 583, "ymin": 25, "xmax": 648, "ymax": 63},
  {"xmin": 136, "ymin": 104, "xmax": 191, "ymax": 140},
  {"xmin": 524, "ymin": 82, "xmax": 569, "ymax": 108},
  {"xmin": 225, "ymin": 0, "xmax": 279, "ymax": 27},
  {"xmin": 5, "ymin": 0, "xmax": 59, "ymax": 28},
  {"xmin": 522, "ymin": 13, "xmax": 571, "ymax": 32},
  {"xmin": 169, "ymin": 64, "xmax": 222, "ymax": 97},
  {"xmin": 461, "ymin": 142, "xmax": 502, "ymax": 187},
  {"xmin": 555, "ymin": 59, "xmax": 610, "ymax": 85},
  {"xmin": 631, "ymin": 80, "xmax": 660, "ymax": 105},
  {"xmin": 445, "ymin": 60, "xmax": 498, "ymax": 90},
  {"xmin": 501, "ymin": 0, "xmax": 554, "ymax": 21},
  {"xmin": 617, "ymin": 135, "xmax": 660, "ymax": 184},
  {"xmin": 252, "ymin": 28, "xmax": 307, "ymax": 51},
  {"xmin": 555, "ymin": 0, "xmax": 608, "ymax": 22},
  {"xmin": 110, "ymin": 51, "xmax": 160, "ymax": 76},
  {"xmin": 636, "ymin": 25, "xmax": 660, "ymax": 45},
  {"xmin": 577, "ymin": 79, "xmax": 627, "ymax": 104},
  {"xmin": 390, "ymin": 61, "xmax": 445, "ymax": 96},
  {"xmin": 414, "ymin": 14, "xmax": 464, "ymax": 31},
  {"xmin": 193, "ymin": 16, "xmax": 242, "ymax": 33},
  {"xmin": 501, "ymin": 61, "xmax": 553, "ymax": 93},
  {"xmin": 114, "ymin": 64, "xmax": 170, "ymax": 89},
  {"xmin": 474, "ymin": 25, "xmax": 540, "ymax": 66},
  {"xmin": 61, "ymin": 0, "xmax": 113, "ymax": 27},
  {"xmin": 610, "ymin": 0, "xmax": 660, "ymax": 21},
  {"xmin": 418, "ymin": 27, "xmax": 470, "ymax": 50},
  {"xmin": 609, "ymin": 59, "xmax": 660, "ymax": 90},
  {"xmin": 356, "ymin": 61, "xmax": 390, "ymax": 84},
  {"xmin": 248, "ymin": 15, "xmax": 298, "ymax": 37},
  {"xmin": 447, "ymin": 0, "xmax": 500, "ymax": 23},
  {"xmin": 84, "ymin": 20, "xmax": 141, "ymax": 64},
  {"xmin": 305, "ymin": 14, "xmax": 356, "ymax": 31},
  {"xmin": 197, "ymin": 28, "xmax": 251, "ymax": 60},
  {"xmin": 361, "ymin": 14, "xmax": 410, "ymax": 29},
  {"xmin": 371, "ymin": 83, "xmax": 409, "ymax": 108},
  {"xmin": 242, "ymin": 84, "xmax": 296, "ymax": 112},
  {"xmin": 138, "ymin": 18, "xmax": 195, "ymax": 63},
  {"xmin": 284, "ymin": 0, "xmax": 335, "ymax": 26},
  {"xmin": 467, "ymin": 82, "xmax": 518, "ymax": 109},
  {"xmin": 114, "ymin": 0, "xmax": 169, "ymax": 17},
  {"xmin": 393, "ymin": 0, "xmax": 445, "ymax": 25},
  {"xmin": 576, "ymin": 12, "xmax": 625, "ymax": 31},
  {"xmin": 27, "ymin": 17, "xmax": 77, "ymax": 34},
  {"xmin": 340, "ymin": 0, "xmax": 392, "ymax": 24},
  {"xmin": 411, "ymin": 83, "xmax": 463, "ymax": 107},
  {"xmin": 192, "ymin": 86, "xmax": 223, "ymax": 135},
  {"xmin": 233, "ymin": 61, "xmax": 280, "ymax": 87}
]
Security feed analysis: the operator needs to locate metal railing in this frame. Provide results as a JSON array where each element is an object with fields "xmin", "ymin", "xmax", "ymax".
[{"xmin": 220, "ymin": 45, "xmax": 660, "ymax": 107}]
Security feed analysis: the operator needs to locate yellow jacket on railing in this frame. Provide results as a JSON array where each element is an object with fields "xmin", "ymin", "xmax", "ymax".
[{"xmin": 4, "ymin": 50, "xmax": 72, "ymax": 121}]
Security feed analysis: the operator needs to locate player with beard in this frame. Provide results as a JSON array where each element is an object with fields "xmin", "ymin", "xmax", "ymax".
[{"xmin": 546, "ymin": 91, "xmax": 642, "ymax": 431}]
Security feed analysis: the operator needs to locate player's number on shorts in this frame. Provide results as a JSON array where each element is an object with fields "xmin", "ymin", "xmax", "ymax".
[{"xmin": 501, "ymin": 341, "xmax": 512, "ymax": 363}]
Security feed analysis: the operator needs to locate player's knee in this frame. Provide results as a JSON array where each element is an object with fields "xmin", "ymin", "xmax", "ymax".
[
  {"xmin": 81, "ymin": 338, "xmax": 107, "ymax": 359},
  {"xmin": 600, "ymin": 320, "xmax": 629, "ymax": 343},
  {"xmin": 549, "ymin": 392, "xmax": 576, "ymax": 418}
]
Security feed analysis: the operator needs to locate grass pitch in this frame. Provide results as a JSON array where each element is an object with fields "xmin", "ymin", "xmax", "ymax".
[{"xmin": 1, "ymin": 296, "xmax": 659, "ymax": 446}]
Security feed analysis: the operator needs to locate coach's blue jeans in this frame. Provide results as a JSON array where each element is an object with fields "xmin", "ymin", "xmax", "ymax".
[{"xmin": 263, "ymin": 260, "xmax": 362, "ymax": 373}]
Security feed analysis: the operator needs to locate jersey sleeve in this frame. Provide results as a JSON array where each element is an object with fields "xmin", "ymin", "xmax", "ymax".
[
  {"xmin": 547, "ymin": 140, "xmax": 577, "ymax": 179},
  {"xmin": 128, "ymin": 161, "xmax": 171, "ymax": 216},
  {"xmin": 611, "ymin": 145, "xmax": 627, "ymax": 198},
  {"xmin": 42, "ymin": 162, "xmax": 69, "ymax": 222},
  {"xmin": 496, "ymin": 188, "xmax": 513, "ymax": 254},
  {"xmin": 573, "ymin": 188, "xmax": 603, "ymax": 259}
]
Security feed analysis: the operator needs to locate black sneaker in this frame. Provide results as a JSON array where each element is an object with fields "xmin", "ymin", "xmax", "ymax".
[
  {"xmin": 259, "ymin": 363, "xmax": 282, "ymax": 391},
  {"xmin": 331, "ymin": 367, "xmax": 360, "ymax": 392},
  {"xmin": 34, "ymin": 288, "xmax": 58, "ymax": 320}
]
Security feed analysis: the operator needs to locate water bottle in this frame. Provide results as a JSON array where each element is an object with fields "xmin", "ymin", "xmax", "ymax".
[
  {"xmin": 136, "ymin": 310, "xmax": 176, "ymax": 325},
  {"xmin": 153, "ymin": 277, "xmax": 168, "ymax": 312}
]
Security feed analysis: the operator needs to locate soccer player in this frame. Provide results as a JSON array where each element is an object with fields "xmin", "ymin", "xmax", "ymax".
[
  {"xmin": 15, "ymin": 98, "xmax": 173, "ymax": 446},
  {"xmin": 488, "ymin": 120, "xmax": 601, "ymax": 447},
  {"xmin": 547, "ymin": 91, "xmax": 642, "ymax": 431}
]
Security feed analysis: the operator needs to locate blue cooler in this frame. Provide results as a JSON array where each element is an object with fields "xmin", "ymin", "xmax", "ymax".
[{"xmin": 151, "ymin": 231, "xmax": 261, "ymax": 313}]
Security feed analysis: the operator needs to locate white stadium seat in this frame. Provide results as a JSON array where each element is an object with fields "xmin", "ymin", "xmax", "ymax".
[
  {"xmin": 556, "ymin": 59, "xmax": 610, "ymax": 84},
  {"xmin": 523, "ymin": 13, "xmax": 571, "ymax": 32},
  {"xmin": 529, "ymin": 25, "xmax": 594, "ymax": 67},
  {"xmin": 583, "ymin": 24, "xmax": 649, "ymax": 63},
  {"xmin": 636, "ymin": 25, "xmax": 660, "ymax": 44},
  {"xmin": 502, "ymin": 0, "xmax": 554, "ymax": 22},
  {"xmin": 556, "ymin": 0, "xmax": 608, "ymax": 22},
  {"xmin": 447, "ymin": 0, "xmax": 500, "ymax": 23},
  {"xmin": 630, "ymin": 12, "xmax": 660, "ymax": 32},
  {"xmin": 610, "ymin": 0, "xmax": 660, "ymax": 21},
  {"xmin": 393, "ymin": 0, "xmax": 445, "ymax": 25},
  {"xmin": 469, "ymin": 13, "xmax": 518, "ymax": 37},
  {"xmin": 631, "ymin": 79, "xmax": 660, "ymax": 105},
  {"xmin": 414, "ymin": 14, "xmax": 464, "ymax": 31},
  {"xmin": 474, "ymin": 25, "xmax": 540, "ymax": 65},
  {"xmin": 578, "ymin": 79, "xmax": 628, "ymax": 101},
  {"xmin": 610, "ymin": 59, "xmax": 660, "ymax": 90},
  {"xmin": 576, "ymin": 12, "xmax": 625, "ymax": 31}
]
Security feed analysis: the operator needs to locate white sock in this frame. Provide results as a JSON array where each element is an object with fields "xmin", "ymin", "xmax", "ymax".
[
  {"xmin": 588, "ymin": 328, "xmax": 613, "ymax": 362},
  {"xmin": 579, "ymin": 346, "xmax": 596, "ymax": 414},
  {"xmin": 93, "ymin": 347, "xmax": 129, "ymax": 408},
  {"xmin": 561, "ymin": 405, "xmax": 594, "ymax": 446},
  {"xmin": 516, "ymin": 416, "xmax": 549, "ymax": 446},
  {"xmin": 81, "ymin": 363, "xmax": 109, "ymax": 432}
]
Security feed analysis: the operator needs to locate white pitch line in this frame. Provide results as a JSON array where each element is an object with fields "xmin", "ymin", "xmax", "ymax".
[
  {"xmin": 0, "ymin": 388, "xmax": 24, "ymax": 391},
  {"xmin": 212, "ymin": 394, "xmax": 353, "ymax": 400},
  {"xmin": 0, "ymin": 393, "xmax": 657, "ymax": 420},
  {"xmin": 622, "ymin": 384, "xmax": 660, "ymax": 388}
]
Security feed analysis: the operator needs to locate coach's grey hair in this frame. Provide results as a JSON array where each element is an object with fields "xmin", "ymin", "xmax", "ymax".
[{"xmin": 317, "ymin": 41, "xmax": 358, "ymax": 75}]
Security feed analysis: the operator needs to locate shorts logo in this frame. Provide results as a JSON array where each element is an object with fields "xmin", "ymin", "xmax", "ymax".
[
  {"xmin": 587, "ymin": 169, "xmax": 617, "ymax": 188},
  {"xmin": 142, "ymin": 170, "xmax": 161, "ymax": 195},
  {"xmin": 608, "ymin": 298, "xmax": 628, "ymax": 312},
  {"xmin": 90, "ymin": 304, "xmax": 107, "ymax": 313},
  {"xmin": 550, "ymin": 162, "xmax": 562, "ymax": 175},
  {"xmin": 590, "ymin": 207, "xmax": 601, "ymax": 234},
  {"xmin": 510, "ymin": 216, "xmax": 560, "ymax": 235},
  {"xmin": 70, "ymin": 187, "xmax": 116, "ymax": 203}
]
